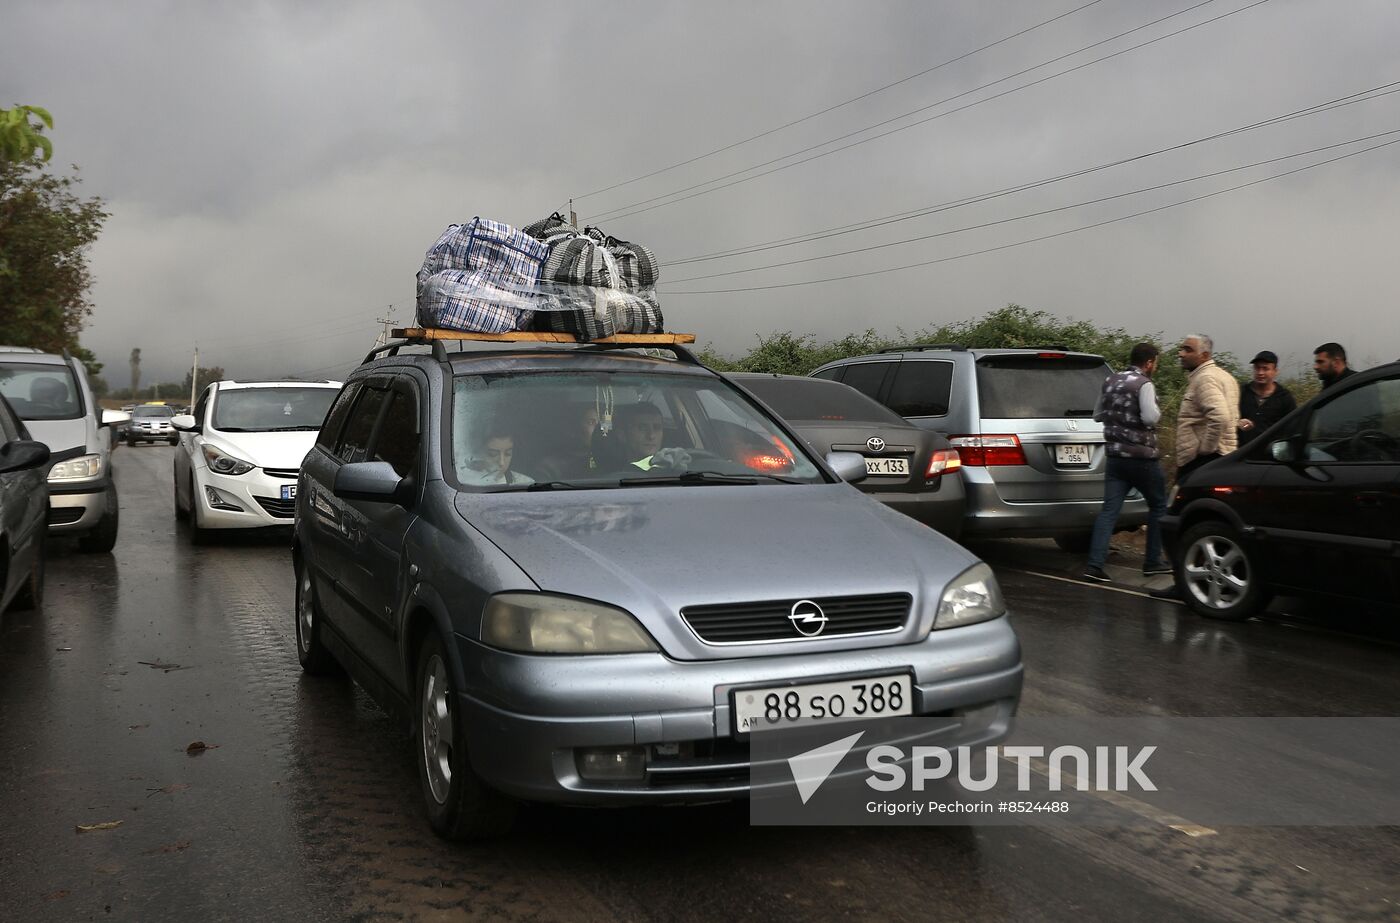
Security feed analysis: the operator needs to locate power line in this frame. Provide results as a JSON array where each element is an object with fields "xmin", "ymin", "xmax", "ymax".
[
  {"xmin": 587, "ymin": 0, "xmax": 1270, "ymax": 224},
  {"xmin": 660, "ymin": 135, "xmax": 1400, "ymax": 295},
  {"xmin": 573, "ymin": 0, "xmax": 1106, "ymax": 201},
  {"xmin": 663, "ymin": 128, "xmax": 1400, "ymax": 284},
  {"xmin": 663, "ymin": 81, "xmax": 1400, "ymax": 268}
]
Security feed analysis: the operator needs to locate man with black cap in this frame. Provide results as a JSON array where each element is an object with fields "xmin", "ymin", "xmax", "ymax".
[{"xmin": 1237, "ymin": 350, "xmax": 1296, "ymax": 445}]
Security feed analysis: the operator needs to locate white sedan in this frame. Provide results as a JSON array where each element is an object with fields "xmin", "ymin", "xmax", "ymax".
[{"xmin": 172, "ymin": 379, "xmax": 341, "ymax": 541}]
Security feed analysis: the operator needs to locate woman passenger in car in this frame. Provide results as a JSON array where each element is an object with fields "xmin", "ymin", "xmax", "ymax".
[{"xmin": 461, "ymin": 426, "xmax": 536, "ymax": 486}]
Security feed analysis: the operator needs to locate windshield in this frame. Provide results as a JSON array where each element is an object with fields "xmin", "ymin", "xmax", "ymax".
[
  {"xmin": 976, "ymin": 356, "xmax": 1111, "ymax": 419},
  {"xmin": 739, "ymin": 376, "xmax": 908, "ymax": 426},
  {"xmin": 211, "ymin": 387, "xmax": 338, "ymax": 432},
  {"xmin": 0, "ymin": 361, "xmax": 83, "ymax": 421},
  {"xmin": 450, "ymin": 370, "xmax": 825, "ymax": 490},
  {"xmin": 133, "ymin": 405, "xmax": 175, "ymax": 418}
]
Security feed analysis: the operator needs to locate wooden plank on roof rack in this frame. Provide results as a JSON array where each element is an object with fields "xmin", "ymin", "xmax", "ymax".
[{"xmin": 391, "ymin": 328, "xmax": 696, "ymax": 344}]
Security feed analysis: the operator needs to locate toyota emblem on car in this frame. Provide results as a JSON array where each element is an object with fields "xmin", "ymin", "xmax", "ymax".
[
  {"xmin": 866, "ymin": 437, "xmax": 886, "ymax": 452},
  {"xmin": 788, "ymin": 600, "xmax": 829, "ymax": 637}
]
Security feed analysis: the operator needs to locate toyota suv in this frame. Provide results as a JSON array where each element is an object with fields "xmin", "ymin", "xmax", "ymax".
[
  {"xmin": 811, "ymin": 345, "xmax": 1146, "ymax": 549},
  {"xmin": 0, "ymin": 346, "xmax": 128, "ymax": 551},
  {"xmin": 293, "ymin": 335, "xmax": 1023, "ymax": 838}
]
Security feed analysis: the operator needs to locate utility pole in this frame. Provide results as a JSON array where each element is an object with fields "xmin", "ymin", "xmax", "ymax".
[
  {"xmin": 189, "ymin": 345, "xmax": 199, "ymax": 408},
  {"xmin": 374, "ymin": 306, "xmax": 396, "ymax": 348},
  {"xmin": 569, "ymin": 198, "xmax": 578, "ymax": 228}
]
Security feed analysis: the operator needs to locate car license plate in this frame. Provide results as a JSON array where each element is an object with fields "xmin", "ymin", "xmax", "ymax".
[
  {"xmin": 864, "ymin": 457, "xmax": 909, "ymax": 476},
  {"xmin": 281, "ymin": 484, "xmax": 297, "ymax": 501},
  {"xmin": 1055, "ymin": 444, "xmax": 1091, "ymax": 465},
  {"xmin": 733, "ymin": 674, "xmax": 912, "ymax": 733}
]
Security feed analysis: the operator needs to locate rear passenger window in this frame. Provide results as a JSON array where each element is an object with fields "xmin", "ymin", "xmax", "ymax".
[
  {"xmin": 810, "ymin": 367, "xmax": 842, "ymax": 382},
  {"xmin": 336, "ymin": 386, "xmax": 388, "ymax": 464},
  {"xmin": 372, "ymin": 383, "xmax": 421, "ymax": 477},
  {"xmin": 316, "ymin": 382, "xmax": 361, "ymax": 452},
  {"xmin": 886, "ymin": 361, "xmax": 954, "ymax": 417},
  {"xmin": 839, "ymin": 362, "xmax": 893, "ymax": 402}
]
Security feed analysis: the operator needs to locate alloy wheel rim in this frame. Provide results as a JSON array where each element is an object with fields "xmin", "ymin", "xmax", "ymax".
[
  {"xmin": 421, "ymin": 654, "xmax": 454, "ymax": 804},
  {"xmin": 1183, "ymin": 535, "xmax": 1250, "ymax": 609},
  {"xmin": 297, "ymin": 571, "xmax": 313, "ymax": 654}
]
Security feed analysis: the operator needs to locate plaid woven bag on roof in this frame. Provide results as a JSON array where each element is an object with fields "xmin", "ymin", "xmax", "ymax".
[
  {"xmin": 605, "ymin": 289, "xmax": 664, "ymax": 335},
  {"xmin": 583, "ymin": 227, "xmax": 660, "ymax": 289},
  {"xmin": 416, "ymin": 269, "xmax": 534, "ymax": 334},
  {"xmin": 415, "ymin": 218, "xmax": 546, "ymax": 332},
  {"xmin": 533, "ymin": 234, "xmax": 622, "ymax": 341},
  {"xmin": 522, "ymin": 212, "xmax": 579, "ymax": 241}
]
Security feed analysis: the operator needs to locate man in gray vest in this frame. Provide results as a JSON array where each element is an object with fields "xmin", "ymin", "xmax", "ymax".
[{"xmin": 1082, "ymin": 343, "xmax": 1170, "ymax": 583}]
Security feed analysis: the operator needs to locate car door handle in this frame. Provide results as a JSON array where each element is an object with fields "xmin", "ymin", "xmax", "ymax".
[{"xmin": 1354, "ymin": 491, "xmax": 1386, "ymax": 508}]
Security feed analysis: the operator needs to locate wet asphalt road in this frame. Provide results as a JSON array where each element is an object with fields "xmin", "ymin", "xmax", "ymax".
[{"xmin": 2, "ymin": 446, "xmax": 1398, "ymax": 922}]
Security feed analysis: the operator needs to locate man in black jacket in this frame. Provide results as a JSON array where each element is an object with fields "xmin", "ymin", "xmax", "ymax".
[
  {"xmin": 1314, "ymin": 342, "xmax": 1357, "ymax": 390},
  {"xmin": 1237, "ymin": 350, "xmax": 1296, "ymax": 445}
]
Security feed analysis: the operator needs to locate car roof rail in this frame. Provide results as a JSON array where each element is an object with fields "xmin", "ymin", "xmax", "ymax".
[
  {"xmin": 368, "ymin": 328, "xmax": 704, "ymax": 366},
  {"xmin": 877, "ymin": 343, "xmax": 967, "ymax": 353}
]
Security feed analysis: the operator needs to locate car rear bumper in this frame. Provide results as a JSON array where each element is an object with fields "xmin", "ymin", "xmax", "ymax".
[
  {"xmin": 961, "ymin": 477, "xmax": 1147, "ymax": 538},
  {"xmin": 870, "ymin": 476, "xmax": 966, "ymax": 538},
  {"xmin": 453, "ymin": 617, "xmax": 1022, "ymax": 805}
]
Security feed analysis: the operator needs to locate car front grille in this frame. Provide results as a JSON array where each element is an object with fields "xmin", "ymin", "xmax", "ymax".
[
  {"xmin": 262, "ymin": 467, "xmax": 299, "ymax": 479},
  {"xmin": 47, "ymin": 506, "xmax": 84, "ymax": 525},
  {"xmin": 252, "ymin": 496, "xmax": 296, "ymax": 519},
  {"xmin": 681, "ymin": 593, "xmax": 911, "ymax": 644}
]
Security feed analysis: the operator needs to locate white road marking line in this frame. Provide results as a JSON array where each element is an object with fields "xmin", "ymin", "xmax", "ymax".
[
  {"xmin": 1004, "ymin": 568, "xmax": 1179, "ymax": 602},
  {"xmin": 1002, "ymin": 756, "xmax": 1218, "ymax": 837}
]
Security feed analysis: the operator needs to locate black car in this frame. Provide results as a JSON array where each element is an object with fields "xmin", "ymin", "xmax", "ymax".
[
  {"xmin": 731, "ymin": 373, "xmax": 966, "ymax": 538},
  {"xmin": 0, "ymin": 394, "xmax": 50, "ymax": 618},
  {"xmin": 1162, "ymin": 360, "xmax": 1400, "ymax": 620}
]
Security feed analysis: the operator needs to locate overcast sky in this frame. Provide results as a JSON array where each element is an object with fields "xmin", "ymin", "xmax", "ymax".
[{"xmin": 5, "ymin": 0, "xmax": 1398, "ymax": 387}]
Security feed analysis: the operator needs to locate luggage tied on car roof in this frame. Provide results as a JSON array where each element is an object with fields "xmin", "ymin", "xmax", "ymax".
[
  {"xmin": 415, "ymin": 215, "xmax": 664, "ymax": 338},
  {"xmin": 416, "ymin": 218, "xmax": 548, "ymax": 333}
]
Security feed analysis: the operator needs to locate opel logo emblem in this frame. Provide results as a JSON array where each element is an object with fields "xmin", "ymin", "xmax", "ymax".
[
  {"xmin": 788, "ymin": 599, "xmax": 829, "ymax": 637},
  {"xmin": 866, "ymin": 437, "xmax": 885, "ymax": 452},
  {"xmin": 1066, "ymin": 419, "xmax": 1079, "ymax": 431}
]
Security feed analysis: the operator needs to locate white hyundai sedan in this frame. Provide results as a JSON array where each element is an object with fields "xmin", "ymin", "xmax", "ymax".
[{"xmin": 172, "ymin": 379, "xmax": 341, "ymax": 541}]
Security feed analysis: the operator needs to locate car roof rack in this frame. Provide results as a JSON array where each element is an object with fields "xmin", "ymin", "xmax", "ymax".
[
  {"xmin": 364, "ymin": 328, "xmax": 703, "ymax": 366},
  {"xmin": 877, "ymin": 343, "xmax": 967, "ymax": 353}
]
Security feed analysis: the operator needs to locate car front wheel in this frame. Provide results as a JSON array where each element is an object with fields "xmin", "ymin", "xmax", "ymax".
[
  {"xmin": 415, "ymin": 632, "xmax": 515, "ymax": 840},
  {"xmin": 1178, "ymin": 521, "xmax": 1269, "ymax": 620},
  {"xmin": 76, "ymin": 486, "xmax": 119, "ymax": 553},
  {"xmin": 295, "ymin": 559, "xmax": 341, "ymax": 675}
]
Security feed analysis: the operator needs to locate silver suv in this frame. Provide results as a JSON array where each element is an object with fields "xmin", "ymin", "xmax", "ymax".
[
  {"xmin": 0, "ymin": 347, "xmax": 127, "ymax": 551},
  {"xmin": 812, "ymin": 345, "xmax": 1147, "ymax": 548},
  {"xmin": 293, "ymin": 337, "xmax": 1023, "ymax": 838}
]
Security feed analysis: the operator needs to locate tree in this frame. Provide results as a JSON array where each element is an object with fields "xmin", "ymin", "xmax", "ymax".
[
  {"xmin": 0, "ymin": 105, "xmax": 53, "ymax": 164},
  {"xmin": 0, "ymin": 158, "xmax": 108, "ymax": 354},
  {"xmin": 183, "ymin": 364, "xmax": 225, "ymax": 397}
]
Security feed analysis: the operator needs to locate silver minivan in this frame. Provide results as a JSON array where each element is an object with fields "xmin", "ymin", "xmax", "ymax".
[
  {"xmin": 0, "ymin": 347, "xmax": 128, "ymax": 551},
  {"xmin": 812, "ymin": 346, "xmax": 1147, "ymax": 549}
]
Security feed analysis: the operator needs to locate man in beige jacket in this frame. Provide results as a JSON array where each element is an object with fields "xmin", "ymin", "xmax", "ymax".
[{"xmin": 1175, "ymin": 334, "xmax": 1240, "ymax": 484}]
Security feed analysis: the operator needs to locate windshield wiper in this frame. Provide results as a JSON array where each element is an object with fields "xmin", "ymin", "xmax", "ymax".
[
  {"xmin": 260, "ymin": 425, "xmax": 321, "ymax": 432},
  {"xmin": 1064, "ymin": 408, "xmax": 1094, "ymax": 416},
  {"xmin": 619, "ymin": 471, "xmax": 764, "ymax": 487},
  {"xmin": 521, "ymin": 480, "xmax": 587, "ymax": 492}
]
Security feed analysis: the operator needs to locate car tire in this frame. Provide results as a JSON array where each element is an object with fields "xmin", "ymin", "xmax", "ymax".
[
  {"xmin": 168, "ymin": 438, "xmax": 178, "ymax": 446},
  {"xmin": 1054, "ymin": 533, "xmax": 1092, "ymax": 553},
  {"xmin": 1177, "ymin": 520, "xmax": 1269, "ymax": 621},
  {"xmin": 11, "ymin": 545, "xmax": 45, "ymax": 611},
  {"xmin": 76, "ymin": 487, "xmax": 119, "ymax": 553},
  {"xmin": 414, "ymin": 632, "xmax": 515, "ymax": 840},
  {"xmin": 295, "ymin": 558, "xmax": 342, "ymax": 676},
  {"xmin": 173, "ymin": 466, "xmax": 189, "ymax": 521},
  {"xmin": 188, "ymin": 475, "xmax": 210, "ymax": 545}
]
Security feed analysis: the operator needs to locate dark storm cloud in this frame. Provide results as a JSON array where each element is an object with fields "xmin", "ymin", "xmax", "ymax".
[{"xmin": 3, "ymin": 0, "xmax": 1397, "ymax": 384}]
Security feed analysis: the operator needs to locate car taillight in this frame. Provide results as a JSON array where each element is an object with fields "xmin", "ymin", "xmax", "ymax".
[
  {"xmin": 947, "ymin": 435, "xmax": 1026, "ymax": 466},
  {"xmin": 926, "ymin": 449, "xmax": 962, "ymax": 478}
]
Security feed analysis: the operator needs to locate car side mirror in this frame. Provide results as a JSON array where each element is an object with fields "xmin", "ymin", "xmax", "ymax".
[
  {"xmin": 826, "ymin": 451, "xmax": 869, "ymax": 483},
  {"xmin": 0, "ymin": 440, "xmax": 51, "ymax": 474},
  {"xmin": 334, "ymin": 461, "xmax": 405, "ymax": 504},
  {"xmin": 1269, "ymin": 438, "xmax": 1301, "ymax": 463},
  {"xmin": 100, "ymin": 409, "xmax": 131, "ymax": 427},
  {"xmin": 171, "ymin": 414, "xmax": 199, "ymax": 432}
]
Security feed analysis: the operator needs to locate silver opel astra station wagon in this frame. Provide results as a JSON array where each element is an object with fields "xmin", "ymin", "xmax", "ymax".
[{"xmin": 294, "ymin": 337, "xmax": 1023, "ymax": 839}]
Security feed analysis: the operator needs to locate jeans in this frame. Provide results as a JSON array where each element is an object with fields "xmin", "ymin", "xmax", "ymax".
[{"xmin": 1087, "ymin": 456, "xmax": 1167, "ymax": 569}]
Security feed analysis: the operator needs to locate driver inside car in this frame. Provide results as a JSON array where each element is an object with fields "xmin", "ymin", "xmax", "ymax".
[{"xmin": 615, "ymin": 402, "xmax": 668, "ymax": 470}]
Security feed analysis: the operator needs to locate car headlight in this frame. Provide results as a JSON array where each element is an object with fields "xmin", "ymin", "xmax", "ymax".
[
  {"xmin": 481, "ymin": 593, "xmax": 658, "ymax": 654},
  {"xmin": 934, "ymin": 562, "xmax": 1006, "ymax": 630},
  {"xmin": 48, "ymin": 454, "xmax": 102, "ymax": 481},
  {"xmin": 201, "ymin": 444, "xmax": 255, "ymax": 476}
]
